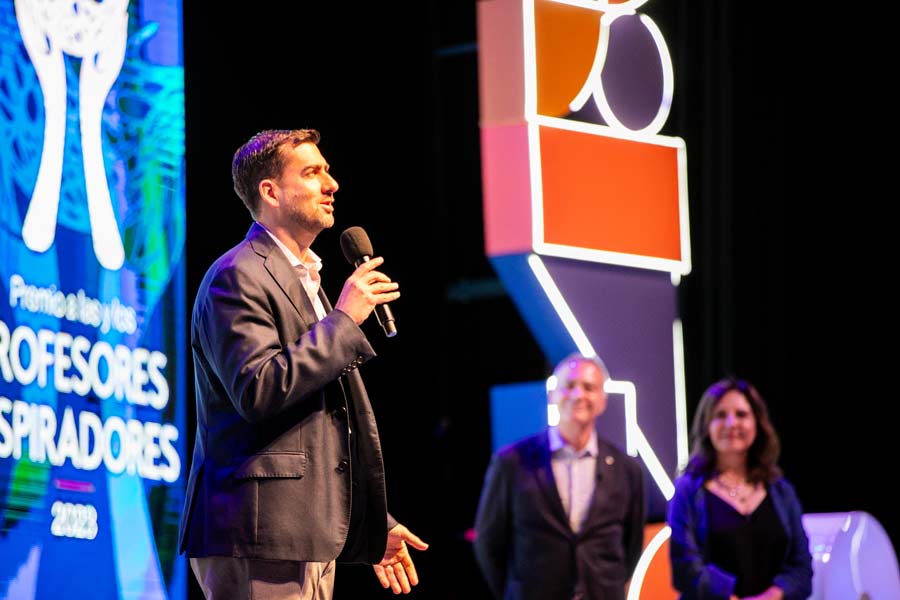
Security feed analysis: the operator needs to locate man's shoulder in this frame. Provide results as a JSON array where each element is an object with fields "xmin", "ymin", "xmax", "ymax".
[
  {"xmin": 596, "ymin": 435, "xmax": 637, "ymax": 462},
  {"xmin": 201, "ymin": 223, "xmax": 272, "ymax": 274},
  {"xmin": 196, "ymin": 240, "xmax": 245, "ymax": 283},
  {"xmin": 203, "ymin": 230, "xmax": 271, "ymax": 278},
  {"xmin": 191, "ymin": 237, "xmax": 264, "ymax": 316},
  {"xmin": 494, "ymin": 430, "xmax": 548, "ymax": 463}
]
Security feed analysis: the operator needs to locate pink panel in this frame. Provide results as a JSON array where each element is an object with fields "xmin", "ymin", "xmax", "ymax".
[
  {"xmin": 481, "ymin": 124, "xmax": 533, "ymax": 256},
  {"xmin": 477, "ymin": 0, "xmax": 526, "ymax": 125}
]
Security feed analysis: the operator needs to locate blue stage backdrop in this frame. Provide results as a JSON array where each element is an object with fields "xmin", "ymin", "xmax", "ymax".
[{"xmin": 0, "ymin": 1, "xmax": 186, "ymax": 598}]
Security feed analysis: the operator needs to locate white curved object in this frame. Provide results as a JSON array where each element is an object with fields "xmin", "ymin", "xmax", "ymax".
[{"xmin": 803, "ymin": 511, "xmax": 900, "ymax": 600}]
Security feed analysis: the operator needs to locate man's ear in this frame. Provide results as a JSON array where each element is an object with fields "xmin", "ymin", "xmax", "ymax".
[{"xmin": 258, "ymin": 178, "xmax": 280, "ymax": 209}]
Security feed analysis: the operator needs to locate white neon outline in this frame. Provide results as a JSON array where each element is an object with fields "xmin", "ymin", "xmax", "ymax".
[
  {"xmin": 527, "ymin": 253, "xmax": 596, "ymax": 357},
  {"xmin": 528, "ymin": 121, "xmax": 547, "ymax": 256},
  {"xmin": 533, "ymin": 112, "xmax": 684, "ymax": 147},
  {"xmin": 677, "ymin": 139, "xmax": 692, "ymax": 271},
  {"xmin": 568, "ymin": 10, "xmax": 621, "ymax": 118},
  {"xmin": 637, "ymin": 14, "xmax": 675, "ymax": 133},
  {"xmin": 673, "ymin": 319, "xmax": 689, "ymax": 470},
  {"xmin": 547, "ymin": 402, "xmax": 561, "ymax": 427},
  {"xmin": 547, "ymin": 374, "xmax": 559, "ymax": 393},
  {"xmin": 547, "ymin": 0, "xmax": 672, "ymax": 135},
  {"xmin": 528, "ymin": 253, "xmax": 675, "ymax": 499},
  {"xmin": 537, "ymin": 243, "xmax": 688, "ymax": 275},
  {"xmin": 634, "ymin": 423, "xmax": 675, "ymax": 500},
  {"xmin": 626, "ymin": 525, "xmax": 671, "ymax": 600},
  {"xmin": 547, "ymin": 0, "xmax": 650, "ymax": 13},
  {"xmin": 568, "ymin": 12, "xmax": 673, "ymax": 136},
  {"xmin": 604, "ymin": 379, "xmax": 638, "ymax": 457}
]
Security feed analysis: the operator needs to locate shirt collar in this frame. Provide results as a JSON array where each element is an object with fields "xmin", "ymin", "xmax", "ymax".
[
  {"xmin": 260, "ymin": 223, "xmax": 322, "ymax": 271},
  {"xmin": 549, "ymin": 426, "xmax": 599, "ymax": 457}
]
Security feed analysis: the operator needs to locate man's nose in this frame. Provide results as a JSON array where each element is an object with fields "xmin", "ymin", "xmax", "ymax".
[{"xmin": 323, "ymin": 172, "xmax": 339, "ymax": 193}]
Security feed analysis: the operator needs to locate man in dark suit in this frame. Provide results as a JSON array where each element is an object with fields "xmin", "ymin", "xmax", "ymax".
[
  {"xmin": 178, "ymin": 128, "xmax": 427, "ymax": 599},
  {"xmin": 473, "ymin": 353, "xmax": 645, "ymax": 600}
]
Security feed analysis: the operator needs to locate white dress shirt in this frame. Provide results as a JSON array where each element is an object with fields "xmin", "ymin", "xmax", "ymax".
[
  {"xmin": 549, "ymin": 426, "xmax": 599, "ymax": 533},
  {"xmin": 262, "ymin": 225, "xmax": 327, "ymax": 320}
]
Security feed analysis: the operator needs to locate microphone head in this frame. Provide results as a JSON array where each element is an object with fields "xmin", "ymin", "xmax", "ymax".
[{"xmin": 340, "ymin": 226, "xmax": 374, "ymax": 264}]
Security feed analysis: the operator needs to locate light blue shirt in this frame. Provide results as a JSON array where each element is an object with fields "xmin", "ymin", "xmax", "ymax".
[{"xmin": 549, "ymin": 426, "xmax": 598, "ymax": 533}]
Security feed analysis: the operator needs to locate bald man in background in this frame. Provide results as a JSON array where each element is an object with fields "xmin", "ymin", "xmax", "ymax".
[{"xmin": 473, "ymin": 353, "xmax": 645, "ymax": 600}]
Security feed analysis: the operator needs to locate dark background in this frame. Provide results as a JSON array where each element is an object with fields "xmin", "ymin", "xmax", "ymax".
[{"xmin": 182, "ymin": 2, "xmax": 896, "ymax": 598}]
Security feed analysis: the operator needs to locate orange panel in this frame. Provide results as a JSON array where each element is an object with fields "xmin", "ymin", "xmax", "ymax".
[
  {"xmin": 540, "ymin": 126, "xmax": 681, "ymax": 261},
  {"xmin": 534, "ymin": 0, "xmax": 601, "ymax": 117},
  {"xmin": 634, "ymin": 522, "xmax": 678, "ymax": 600}
]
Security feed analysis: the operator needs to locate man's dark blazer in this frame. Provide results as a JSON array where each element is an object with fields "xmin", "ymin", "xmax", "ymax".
[
  {"xmin": 178, "ymin": 222, "xmax": 393, "ymax": 564},
  {"xmin": 473, "ymin": 428, "xmax": 646, "ymax": 600}
]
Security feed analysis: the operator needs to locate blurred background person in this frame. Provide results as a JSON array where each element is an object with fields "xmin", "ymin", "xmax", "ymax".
[
  {"xmin": 473, "ymin": 353, "xmax": 645, "ymax": 600},
  {"xmin": 667, "ymin": 376, "xmax": 812, "ymax": 600}
]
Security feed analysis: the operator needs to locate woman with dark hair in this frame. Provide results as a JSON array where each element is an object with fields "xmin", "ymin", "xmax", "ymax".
[{"xmin": 666, "ymin": 377, "xmax": 813, "ymax": 600}]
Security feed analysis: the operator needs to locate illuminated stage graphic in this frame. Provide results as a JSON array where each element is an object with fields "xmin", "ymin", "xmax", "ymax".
[
  {"xmin": 0, "ymin": 1, "xmax": 187, "ymax": 598},
  {"xmin": 478, "ymin": 2, "xmax": 688, "ymax": 595},
  {"xmin": 479, "ymin": 0, "xmax": 689, "ymax": 513}
]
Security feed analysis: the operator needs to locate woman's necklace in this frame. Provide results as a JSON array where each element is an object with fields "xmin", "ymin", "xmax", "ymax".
[{"xmin": 714, "ymin": 476, "xmax": 751, "ymax": 503}]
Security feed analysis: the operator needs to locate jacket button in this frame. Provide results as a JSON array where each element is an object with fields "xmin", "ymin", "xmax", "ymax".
[{"xmin": 335, "ymin": 459, "xmax": 349, "ymax": 473}]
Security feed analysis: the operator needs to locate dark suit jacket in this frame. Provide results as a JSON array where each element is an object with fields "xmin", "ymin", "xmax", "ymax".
[
  {"xmin": 178, "ymin": 222, "xmax": 393, "ymax": 564},
  {"xmin": 473, "ymin": 428, "xmax": 645, "ymax": 600}
]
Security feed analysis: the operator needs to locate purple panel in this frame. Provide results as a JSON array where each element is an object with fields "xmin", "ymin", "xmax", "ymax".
[{"xmin": 603, "ymin": 14, "xmax": 665, "ymax": 130}]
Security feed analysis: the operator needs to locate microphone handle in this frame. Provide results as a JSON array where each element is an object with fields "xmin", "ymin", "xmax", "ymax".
[{"xmin": 354, "ymin": 256, "xmax": 397, "ymax": 338}]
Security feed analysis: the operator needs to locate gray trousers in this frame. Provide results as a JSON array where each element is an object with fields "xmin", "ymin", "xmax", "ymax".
[{"xmin": 190, "ymin": 556, "xmax": 336, "ymax": 600}]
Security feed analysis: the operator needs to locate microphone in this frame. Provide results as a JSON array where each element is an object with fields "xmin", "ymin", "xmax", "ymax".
[{"xmin": 339, "ymin": 226, "xmax": 397, "ymax": 338}]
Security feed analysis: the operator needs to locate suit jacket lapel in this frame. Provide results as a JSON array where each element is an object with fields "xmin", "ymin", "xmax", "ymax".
[
  {"xmin": 578, "ymin": 437, "xmax": 615, "ymax": 538},
  {"xmin": 535, "ymin": 430, "xmax": 572, "ymax": 532},
  {"xmin": 246, "ymin": 223, "xmax": 317, "ymax": 328}
]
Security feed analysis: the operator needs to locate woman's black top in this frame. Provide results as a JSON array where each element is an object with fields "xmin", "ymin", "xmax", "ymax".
[{"xmin": 705, "ymin": 490, "xmax": 789, "ymax": 597}]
